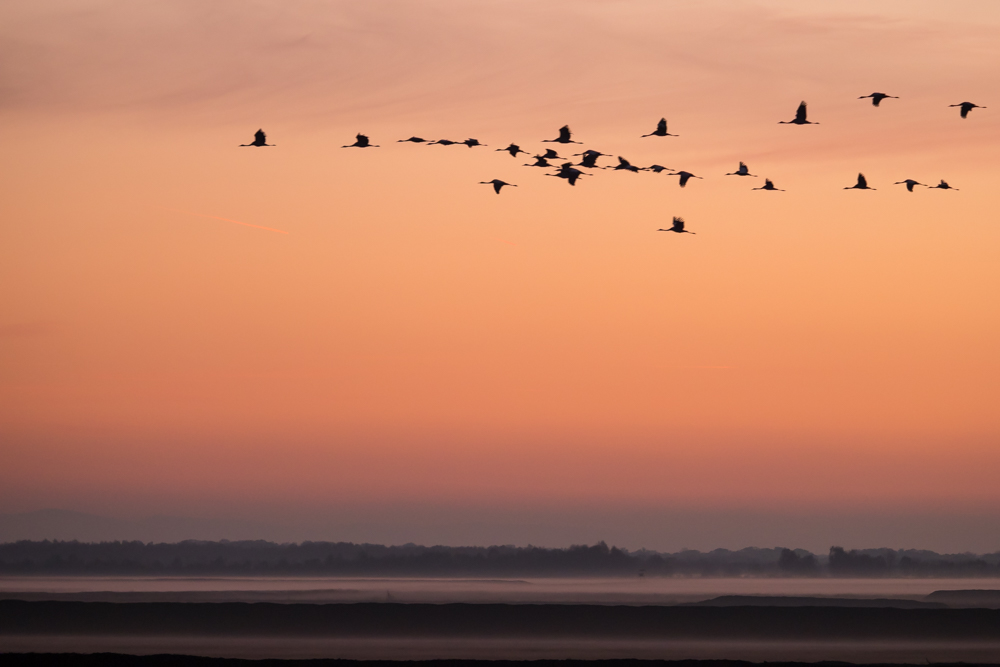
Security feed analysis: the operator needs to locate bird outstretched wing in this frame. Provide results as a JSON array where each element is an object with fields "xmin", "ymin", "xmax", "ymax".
[
  {"xmin": 657, "ymin": 118, "xmax": 667, "ymax": 133},
  {"xmin": 673, "ymin": 217, "xmax": 685, "ymax": 231},
  {"xmin": 857, "ymin": 173, "xmax": 868, "ymax": 188},
  {"xmin": 255, "ymin": 129, "xmax": 266, "ymax": 144},
  {"xmin": 558, "ymin": 125, "xmax": 572, "ymax": 142}
]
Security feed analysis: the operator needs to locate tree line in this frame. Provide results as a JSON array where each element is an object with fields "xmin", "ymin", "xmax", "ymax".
[{"xmin": 0, "ymin": 540, "xmax": 997, "ymax": 576}]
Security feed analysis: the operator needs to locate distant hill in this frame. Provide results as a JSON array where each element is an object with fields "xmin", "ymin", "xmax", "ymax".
[{"xmin": 0, "ymin": 535, "xmax": 998, "ymax": 577}]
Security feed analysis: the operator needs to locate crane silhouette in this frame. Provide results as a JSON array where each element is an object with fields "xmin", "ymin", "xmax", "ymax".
[
  {"xmin": 573, "ymin": 150, "xmax": 611, "ymax": 169},
  {"xmin": 779, "ymin": 101, "xmax": 818, "ymax": 125},
  {"xmin": 343, "ymin": 133, "xmax": 378, "ymax": 148},
  {"xmin": 397, "ymin": 136, "xmax": 427, "ymax": 143},
  {"xmin": 752, "ymin": 179, "xmax": 784, "ymax": 191},
  {"xmin": 726, "ymin": 162, "xmax": 757, "ymax": 177},
  {"xmin": 859, "ymin": 92, "xmax": 898, "ymax": 107},
  {"xmin": 930, "ymin": 179, "xmax": 959, "ymax": 190},
  {"xmin": 240, "ymin": 129, "xmax": 273, "ymax": 147},
  {"xmin": 480, "ymin": 179, "xmax": 517, "ymax": 194},
  {"xmin": 427, "ymin": 139, "xmax": 460, "ymax": 146},
  {"xmin": 461, "ymin": 138, "xmax": 486, "ymax": 148},
  {"xmin": 673, "ymin": 171, "xmax": 703, "ymax": 187},
  {"xmin": 609, "ymin": 157, "xmax": 642, "ymax": 173},
  {"xmin": 894, "ymin": 179, "xmax": 927, "ymax": 192},
  {"xmin": 498, "ymin": 143, "xmax": 528, "ymax": 157},
  {"xmin": 658, "ymin": 217, "xmax": 695, "ymax": 234},
  {"xmin": 950, "ymin": 102, "xmax": 985, "ymax": 118},
  {"xmin": 542, "ymin": 125, "xmax": 581, "ymax": 144},
  {"xmin": 642, "ymin": 118, "xmax": 678, "ymax": 137},
  {"xmin": 845, "ymin": 173, "xmax": 875, "ymax": 190},
  {"xmin": 548, "ymin": 163, "xmax": 588, "ymax": 186},
  {"xmin": 524, "ymin": 155, "xmax": 553, "ymax": 168},
  {"xmin": 644, "ymin": 164, "xmax": 674, "ymax": 174},
  {"xmin": 541, "ymin": 149, "xmax": 564, "ymax": 160}
]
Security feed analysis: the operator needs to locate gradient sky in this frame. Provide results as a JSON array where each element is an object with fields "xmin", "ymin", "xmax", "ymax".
[{"xmin": 2, "ymin": 0, "xmax": 999, "ymax": 552}]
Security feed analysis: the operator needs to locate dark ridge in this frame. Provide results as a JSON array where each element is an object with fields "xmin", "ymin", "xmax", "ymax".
[
  {"xmin": 925, "ymin": 590, "xmax": 1000, "ymax": 607},
  {"xmin": 3, "ymin": 601, "xmax": 1000, "ymax": 640},
  {"xmin": 686, "ymin": 595, "xmax": 945, "ymax": 609}
]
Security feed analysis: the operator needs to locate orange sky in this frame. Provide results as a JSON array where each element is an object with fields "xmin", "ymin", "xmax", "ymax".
[{"xmin": 1, "ymin": 0, "xmax": 999, "ymax": 551}]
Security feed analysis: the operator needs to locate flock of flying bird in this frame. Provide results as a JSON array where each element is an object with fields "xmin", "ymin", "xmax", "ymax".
[{"xmin": 241, "ymin": 96, "xmax": 984, "ymax": 236}]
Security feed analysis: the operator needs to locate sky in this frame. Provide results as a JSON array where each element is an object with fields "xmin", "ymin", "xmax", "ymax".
[{"xmin": 1, "ymin": 0, "xmax": 999, "ymax": 552}]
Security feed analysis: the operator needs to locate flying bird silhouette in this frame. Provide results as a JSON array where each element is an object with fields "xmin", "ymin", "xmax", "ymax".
[
  {"xmin": 644, "ymin": 164, "xmax": 674, "ymax": 173},
  {"xmin": 397, "ymin": 136, "xmax": 427, "ymax": 143},
  {"xmin": 779, "ymin": 101, "xmax": 818, "ymax": 125},
  {"xmin": 930, "ymin": 179, "xmax": 959, "ymax": 190},
  {"xmin": 240, "ymin": 129, "xmax": 273, "ymax": 147},
  {"xmin": 658, "ymin": 217, "xmax": 695, "ymax": 234},
  {"xmin": 894, "ymin": 179, "xmax": 927, "ymax": 192},
  {"xmin": 845, "ymin": 173, "xmax": 875, "ymax": 190},
  {"xmin": 542, "ymin": 125, "xmax": 581, "ymax": 144},
  {"xmin": 950, "ymin": 102, "xmax": 985, "ymax": 118},
  {"xmin": 498, "ymin": 143, "xmax": 528, "ymax": 157},
  {"xmin": 343, "ymin": 133, "xmax": 378, "ymax": 148},
  {"xmin": 541, "ymin": 149, "xmax": 564, "ymax": 160},
  {"xmin": 641, "ymin": 118, "xmax": 678, "ymax": 137},
  {"xmin": 610, "ymin": 157, "xmax": 642, "ymax": 173},
  {"xmin": 726, "ymin": 162, "xmax": 757, "ymax": 177},
  {"xmin": 673, "ymin": 171, "xmax": 703, "ymax": 187},
  {"xmin": 548, "ymin": 163, "xmax": 587, "ymax": 186},
  {"xmin": 524, "ymin": 155, "xmax": 553, "ymax": 168},
  {"xmin": 480, "ymin": 179, "xmax": 517, "ymax": 194},
  {"xmin": 461, "ymin": 138, "xmax": 486, "ymax": 148},
  {"xmin": 428, "ymin": 139, "xmax": 460, "ymax": 146},
  {"xmin": 573, "ymin": 150, "xmax": 611, "ymax": 169},
  {"xmin": 859, "ymin": 92, "xmax": 898, "ymax": 107},
  {"xmin": 752, "ymin": 179, "xmax": 784, "ymax": 191}
]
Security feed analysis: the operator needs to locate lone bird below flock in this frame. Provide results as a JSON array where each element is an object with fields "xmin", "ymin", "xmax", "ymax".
[
  {"xmin": 845, "ymin": 173, "xmax": 875, "ymax": 190},
  {"xmin": 673, "ymin": 171, "xmax": 702, "ymax": 187},
  {"xmin": 930, "ymin": 179, "xmax": 959, "ymax": 190},
  {"xmin": 753, "ymin": 179, "xmax": 784, "ymax": 191},
  {"xmin": 726, "ymin": 162, "xmax": 757, "ymax": 177},
  {"xmin": 895, "ymin": 179, "xmax": 926, "ymax": 192},
  {"xmin": 859, "ymin": 92, "xmax": 898, "ymax": 107},
  {"xmin": 240, "ymin": 129, "xmax": 272, "ymax": 147},
  {"xmin": 480, "ymin": 179, "xmax": 516, "ymax": 194},
  {"xmin": 950, "ymin": 102, "xmax": 985, "ymax": 118},
  {"xmin": 642, "ymin": 118, "xmax": 678, "ymax": 137},
  {"xmin": 343, "ymin": 133, "xmax": 377, "ymax": 148},
  {"xmin": 779, "ymin": 101, "xmax": 818, "ymax": 125},
  {"xmin": 658, "ymin": 217, "xmax": 695, "ymax": 234},
  {"xmin": 543, "ymin": 125, "xmax": 581, "ymax": 144}
]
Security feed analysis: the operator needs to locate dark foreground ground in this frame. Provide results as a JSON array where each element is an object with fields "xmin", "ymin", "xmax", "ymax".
[
  {"xmin": 4, "ymin": 602, "xmax": 1000, "ymax": 662},
  {"xmin": 4, "ymin": 658, "xmax": 1000, "ymax": 667},
  {"xmin": 4, "ymin": 601, "xmax": 1000, "ymax": 639}
]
